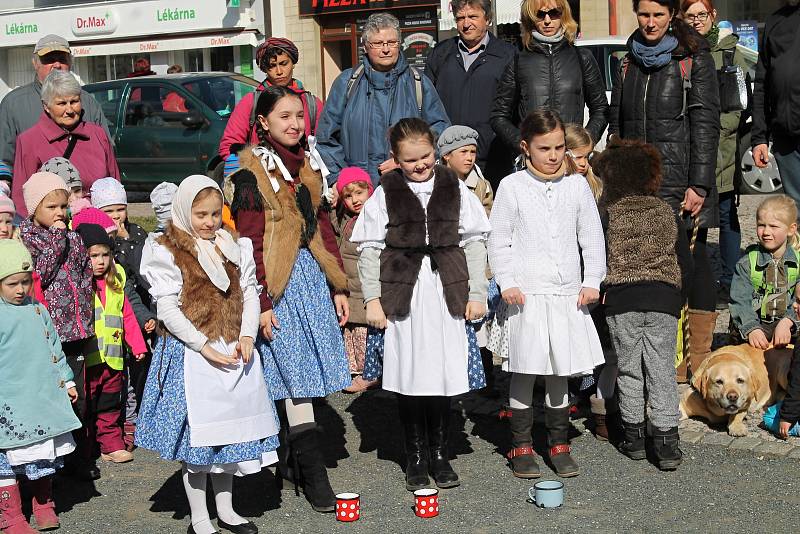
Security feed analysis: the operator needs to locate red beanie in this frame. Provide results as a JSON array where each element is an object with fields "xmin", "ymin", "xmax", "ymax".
[
  {"xmin": 336, "ymin": 167, "xmax": 373, "ymax": 196},
  {"xmin": 72, "ymin": 207, "xmax": 117, "ymax": 234}
]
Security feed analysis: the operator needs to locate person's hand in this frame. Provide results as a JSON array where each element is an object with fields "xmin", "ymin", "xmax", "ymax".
[
  {"xmin": 748, "ymin": 328, "xmax": 770, "ymax": 350},
  {"xmin": 334, "ymin": 294, "xmax": 349, "ymax": 326},
  {"xmin": 200, "ymin": 342, "xmax": 239, "ymax": 366},
  {"xmin": 67, "ymin": 386, "xmax": 78, "ymax": 403},
  {"xmin": 779, "ymin": 420, "xmax": 793, "ymax": 439},
  {"xmin": 753, "ymin": 144, "xmax": 770, "ymax": 169},
  {"xmin": 773, "ymin": 318, "xmax": 794, "ymax": 347},
  {"xmin": 502, "ymin": 287, "xmax": 525, "ymax": 306},
  {"xmin": 328, "ymin": 186, "xmax": 339, "ymax": 208},
  {"xmin": 144, "ymin": 319, "xmax": 156, "ymax": 333},
  {"xmin": 378, "ymin": 159, "xmax": 399, "ymax": 175},
  {"xmin": 366, "ymin": 299, "xmax": 387, "ymax": 329},
  {"xmin": 259, "ymin": 310, "xmax": 280, "ymax": 341},
  {"xmin": 465, "ymin": 301, "xmax": 486, "ymax": 321},
  {"xmin": 116, "ymin": 222, "xmax": 129, "ymax": 239},
  {"xmin": 577, "ymin": 287, "xmax": 600, "ymax": 308},
  {"xmin": 236, "ymin": 336, "xmax": 254, "ymax": 364},
  {"xmin": 51, "ymin": 220, "xmax": 67, "ymax": 230},
  {"xmin": 682, "ymin": 188, "xmax": 705, "ymax": 217},
  {"xmin": 133, "ymin": 352, "xmax": 146, "ymax": 361}
]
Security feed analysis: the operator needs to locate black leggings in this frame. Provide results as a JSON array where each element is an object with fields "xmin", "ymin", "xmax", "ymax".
[{"xmin": 688, "ymin": 228, "xmax": 716, "ymax": 312}]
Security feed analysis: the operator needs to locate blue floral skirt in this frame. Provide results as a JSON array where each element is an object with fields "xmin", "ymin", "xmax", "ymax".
[
  {"xmin": 363, "ymin": 323, "xmax": 486, "ymax": 391},
  {"xmin": 256, "ymin": 249, "xmax": 350, "ymax": 400},
  {"xmin": 0, "ymin": 453, "xmax": 62, "ymax": 481},
  {"xmin": 135, "ymin": 335, "xmax": 279, "ymax": 466}
]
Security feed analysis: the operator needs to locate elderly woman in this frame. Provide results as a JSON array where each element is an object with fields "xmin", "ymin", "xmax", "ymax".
[
  {"xmin": 491, "ymin": 0, "xmax": 608, "ymax": 154},
  {"xmin": 315, "ymin": 12, "xmax": 450, "ymax": 189},
  {"xmin": 12, "ymin": 70, "xmax": 119, "ymax": 217},
  {"xmin": 218, "ymin": 37, "xmax": 323, "ymax": 160}
]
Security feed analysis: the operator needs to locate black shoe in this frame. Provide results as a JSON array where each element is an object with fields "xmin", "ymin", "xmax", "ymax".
[
  {"xmin": 289, "ymin": 427, "xmax": 336, "ymax": 513},
  {"xmin": 545, "ymin": 407, "xmax": 579, "ymax": 478},
  {"xmin": 217, "ymin": 519, "xmax": 258, "ymax": 534},
  {"xmin": 716, "ymin": 283, "xmax": 731, "ymax": 309},
  {"xmin": 188, "ymin": 526, "xmax": 220, "ymax": 534},
  {"xmin": 427, "ymin": 397, "xmax": 460, "ymax": 488},
  {"xmin": 650, "ymin": 426, "xmax": 683, "ymax": 471},
  {"xmin": 618, "ymin": 421, "xmax": 647, "ymax": 461}
]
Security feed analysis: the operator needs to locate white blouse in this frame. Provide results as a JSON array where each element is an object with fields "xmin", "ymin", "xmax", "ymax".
[{"xmin": 488, "ymin": 170, "xmax": 605, "ymax": 295}]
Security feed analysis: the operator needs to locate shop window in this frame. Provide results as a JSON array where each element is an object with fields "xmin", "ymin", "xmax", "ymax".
[
  {"xmin": 111, "ymin": 53, "xmax": 151, "ymax": 80},
  {"xmin": 88, "ymin": 86, "xmax": 125, "ymax": 125},
  {"xmin": 210, "ymin": 47, "xmax": 234, "ymax": 72},
  {"xmin": 185, "ymin": 50, "xmax": 204, "ymax": 72},
  {"xmin": 124, "ymin": 84, "xmax": 193, "ymax": 128},
  {"xmin": 86, "ymin": 56, "xmax": 108, "ymax": 84}
]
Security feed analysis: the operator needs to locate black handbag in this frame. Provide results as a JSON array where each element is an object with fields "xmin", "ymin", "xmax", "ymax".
[{"xmin": 718, "ymin": 49, "xmax": 747, "ymax": 113}]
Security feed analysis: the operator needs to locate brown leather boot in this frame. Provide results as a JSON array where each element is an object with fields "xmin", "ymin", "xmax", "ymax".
[
  {"xmin": 589, "ymin": 394, "xmax": 622, "ymax": 442},
  {"xmin": 686, "ymin": 309, "xmax": 718, "ymax": 380}
]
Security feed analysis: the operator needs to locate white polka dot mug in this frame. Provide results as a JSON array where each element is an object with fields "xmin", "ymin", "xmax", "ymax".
[
  {"xmin": 335, "ymin": 492, "xmax": 360, "ymax": 522},
  {"xmin": 413, "ymin": 488, "xmax": 439, "ymax": 518}
]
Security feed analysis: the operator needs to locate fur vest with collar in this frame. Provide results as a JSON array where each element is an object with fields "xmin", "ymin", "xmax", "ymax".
[
  {"xmin": 158, "ymin": 223, "xmax": 243, "ymax": 343},
  {"xmin": 235, "ymin": 147, "xmax": 347, "ymax": 303}
]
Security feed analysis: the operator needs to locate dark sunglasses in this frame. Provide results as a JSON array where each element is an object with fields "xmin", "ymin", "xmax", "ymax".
[{"xmin": 535, "ymin": 8, "xmax": 563, "ymax": 20}]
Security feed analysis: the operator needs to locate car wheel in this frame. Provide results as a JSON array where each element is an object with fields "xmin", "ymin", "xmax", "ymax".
[{"xmin": 740, "ymin": 145, "xmax": 782, "ymax": 195}]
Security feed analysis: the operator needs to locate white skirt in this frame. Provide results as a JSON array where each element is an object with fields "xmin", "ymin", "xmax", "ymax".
[
  {"xmin": 383, "ymin": 257, "xmax": 470, "ymax": 396},
  {"xmin": 493, "ymin": 294, "xmax": 604, "ymax": 376}
]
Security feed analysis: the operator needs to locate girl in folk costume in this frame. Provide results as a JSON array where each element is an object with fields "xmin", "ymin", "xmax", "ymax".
[
  {"xmin": 351, "ymin": 118, "xmax": 491, "ymax": 491},
  {"xmin": 488, "ymin": 110, "xmax": 606, "ymax": 479},
  {"xmin": 228, "ymin": 85, "xmax": 350, "ymax": 513},
  {"xmin": 0, "ymin": 240, "xmax": 81, "ymax": 534},
  {"xmin": 73, "ymin": 224, "xmax": 147, "ymax": 464},
  {"xmin": 137, "ymin": 176, "xmax": 279, "ymax": 534}
]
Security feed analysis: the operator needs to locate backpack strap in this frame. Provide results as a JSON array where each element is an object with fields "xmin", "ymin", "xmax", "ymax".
[
  {"xmin": 621, "ymin": 54, "xmax": 630, "ymax": 83},
  {"xmin": 678, "ymin": 56, "xmax": 693, "ymax": 119},
  {"xmin": 304, "ymin": 92, "xmax": 317, "ymax": 137},
  {"xmin": 248, "ymin": 90, "xmax": 261, "ymax": 140},
  {"xmin": 409, "ymin": 66, "xmax": 423, "ymax": 114},
  {"xmin": 346, "ymin": 63, "xmax": 366, "ymax": 101}
]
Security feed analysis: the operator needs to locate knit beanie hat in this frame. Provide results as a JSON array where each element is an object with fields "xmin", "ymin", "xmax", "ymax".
[
  {"xmin": 76, "ymin": 223, "xmax": 113, "ymax": 250},
  {"xmin": 0, "ymin": 239, "xmax": 33, "ymax": 281},
  {"xmin": 437, "ymin": 125, "xmax": 479, "ymax": 156},
  {"xmin": 0, "ymin": 164, "xmax": 11, "ymax": 184},
  {"xmin": 72, "ymin": 207, "xmax": 117, "ymax": 234},
  {"xmin": 90, "ymin": 177, "xmax": 128, "ymax": 208},
  {"xmin": 0, "ymin": 195, "xmax": 15, "ymax": 217},
  {"xmin": 23, "ymin": 172, "xmax": 68, "ymax": 217},
  {"xmin": 69, "ymin": 197, "xmax": 91, "ymax": 216},
  {"xmin": 336, "ymin": 167, "xmax": 374, "ymax": 196},
  {"xmin": 39, "ymin": 157, "xmax": 82, "ymax": 191},
  {"xmin": 150, "ymin": 182, "xmax": 179, "ymax": 229}
]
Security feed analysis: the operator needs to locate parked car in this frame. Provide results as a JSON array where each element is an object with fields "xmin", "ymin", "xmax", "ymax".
[
  {"xmin": 84, "ymin": 72, "xmax": 259, "ymax": 189},
  {"xmin": 576, "ymin": 37, "xmax": 781, "ymax": 194}
]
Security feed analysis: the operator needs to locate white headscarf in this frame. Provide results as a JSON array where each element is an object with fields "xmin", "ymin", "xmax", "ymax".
[{"xmin": 171, "ymin": 175, "xmax": 240, "ymax": 292}]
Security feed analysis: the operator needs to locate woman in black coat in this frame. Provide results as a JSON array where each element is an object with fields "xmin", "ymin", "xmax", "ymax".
[
  {"xmin": 608, "ymin": 0, "xmax": 720, "ymax": 382},
  {"xmin": 490, "ymin": 0, "xmax": 609, "ymax": 152}
]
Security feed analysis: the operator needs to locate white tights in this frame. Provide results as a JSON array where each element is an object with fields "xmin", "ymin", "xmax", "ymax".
[
  {"xmin": 182, "ymin": 465, "xmax": 248, "ymax": 534},
  {"xmin": 509, "ymin": 374, "xmax": 569, "ymax": 409}
]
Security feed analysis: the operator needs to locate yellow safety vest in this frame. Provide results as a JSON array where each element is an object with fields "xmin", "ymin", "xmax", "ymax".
[{"xmin": 85, "ymin": 265, "xmax": 127, "ymax": 371}]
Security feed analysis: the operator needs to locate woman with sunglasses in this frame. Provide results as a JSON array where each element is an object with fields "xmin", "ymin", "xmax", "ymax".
[
  {"xmin": 608, "ymin": 0, "xmax": 720, "ymax": 385},
  {"xmin": 680, "ymin": 0, "xmax": 750, "ymax": 310},
  {"xmin": 490, "ymin": 0, "xmax": 609, "ymax": 158}
]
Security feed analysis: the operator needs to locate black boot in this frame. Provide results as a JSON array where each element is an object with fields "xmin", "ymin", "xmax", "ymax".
[
  {"xmin": 398, "ymin": 395, "xmax": 430, "ymax": 491},
  {"xmin": 545, "ymin": 407, "xmax": 579, "ymax": 478},
  {"xmin": 479, "ymin": 348, "xmax": 498, "ymax": 398},
  {"xmin": 426, "ymin": 397, "xmax": 460, "ymax": 489},
  {"xmin": 507, "ymin": 407, "xmax": 540, "ymax": 479},
  {"xmin": 650, "ymin": 426, "xmax": 683, "ymax": 471},
  {"xmin": 274, "ymin": 401, "xmax": 295, "ymax": 490},
  {"xmin": 289, "ymin": 425, "xmax": 336, "ymax": 513},
  {"xmin": 618, "ymin": 421, "xmax": 647, "ymax": 461}
]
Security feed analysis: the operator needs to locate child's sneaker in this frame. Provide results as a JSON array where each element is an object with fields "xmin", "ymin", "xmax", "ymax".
[{"xmin": 101, "ymin": 449, "xmax": 134, "ymax": 463}]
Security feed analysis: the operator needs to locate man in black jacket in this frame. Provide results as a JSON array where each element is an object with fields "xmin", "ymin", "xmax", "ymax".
[
  {"xmin": 425, "ymin": 0, "xmax": 515, "ymax": 187},
  {"xmin": 752, "ymin": 2, "xmax": 800, "ymax": 215}
]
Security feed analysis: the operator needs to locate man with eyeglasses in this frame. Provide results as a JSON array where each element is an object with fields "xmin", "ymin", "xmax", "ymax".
[
  {"xmin": 0, "ymin": 34, "xmax": 110, "ymax": 182},
  {"xmin": 316, "ymin": 12, "xmax": 450, "ymax": 190},
  {"xmin": 752, "ymin": 0, "xmax": 800, "ymax": 217},
  {"xmin": 424, "ymin": 0, "xmax": 515, "ymax": 187}
]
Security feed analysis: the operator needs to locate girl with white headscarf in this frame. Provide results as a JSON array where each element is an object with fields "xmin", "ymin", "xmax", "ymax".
[{"xmin": 137, "ymin": 175, "xmax": 279, "ymax": 534}]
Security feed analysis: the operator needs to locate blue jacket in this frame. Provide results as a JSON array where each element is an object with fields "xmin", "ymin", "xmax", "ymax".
[
  {"xmin": 0, "ymin": 297, "xmax": 81, "ymax": 449},
  {"xmin": 315, "ymin": 54, "xmax": 450, "ymax": 187}
]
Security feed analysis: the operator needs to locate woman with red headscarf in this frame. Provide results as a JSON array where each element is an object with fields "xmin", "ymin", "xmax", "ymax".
[{"xmin": 218, "ymin": 38, "xmax": 323, "ymax": 159}]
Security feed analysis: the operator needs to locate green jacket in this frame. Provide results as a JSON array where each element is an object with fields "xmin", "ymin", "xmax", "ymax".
[
  {"xmin": 710, "ymin": 33, "xmax": 749, "ymax": 194},
  {"xmin": 0, "ymin": 297, "xmax": 82, "ymax": 449}
]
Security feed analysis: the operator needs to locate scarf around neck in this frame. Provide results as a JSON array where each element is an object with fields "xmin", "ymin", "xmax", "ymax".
[
  {"xmin": 532, "ymin": 29, "xmax": 565, "ymax": 44},
  {"xmin": 526, "ymin": 161, "xmax": 567, "ymax": 181},
  {"xmin": 265, "ymin": 134, "xmax": 305, "ymax": 179},
  {"xmin": 705, "ymin": 24, "xmax": 719, "ymax": 49},
  {"xmin": 630, "ymin": 32, "xmax": 679, "ymax": 68}
]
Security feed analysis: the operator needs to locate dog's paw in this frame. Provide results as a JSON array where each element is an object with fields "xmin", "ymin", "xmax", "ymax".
[{"xmin": 728, "ymin": 422, "xmax": 749, "ymax": 437}]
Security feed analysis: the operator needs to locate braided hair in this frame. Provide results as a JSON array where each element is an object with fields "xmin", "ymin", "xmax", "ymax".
[{"xmin": 253, "ymin": 85, "xmax": 301, "ymax": 147}]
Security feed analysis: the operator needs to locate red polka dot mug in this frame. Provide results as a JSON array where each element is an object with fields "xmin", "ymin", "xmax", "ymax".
[
  {"xmin": 413, "ymin": 488, "xmax": 439, "ymax": 518},
  {"xmin": 336, "ymin": 492, "xmax": 360, "ymax": 522}
]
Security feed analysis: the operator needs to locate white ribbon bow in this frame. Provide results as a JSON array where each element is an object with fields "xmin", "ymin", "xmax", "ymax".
[{"xmin": 252, "ymin": 146, "xmax": 294, "ymax": 193}]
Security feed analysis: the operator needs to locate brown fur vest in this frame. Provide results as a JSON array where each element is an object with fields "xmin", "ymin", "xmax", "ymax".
[
  {"xmin": 380, "ymin": 165, "xmax": 468, "ymax": 317},
  {"xmin": 158, "ymin": 223, "xmax": 243, "ymax": 343},
  {"xmin": 236, "ymin": 148, "xmax": 348, "ymax": 303}
]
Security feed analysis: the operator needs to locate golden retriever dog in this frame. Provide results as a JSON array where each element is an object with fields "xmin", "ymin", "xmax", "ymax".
[{"xmin": 679, "ymin": 344, "xmax": 792, "ymax": 436}]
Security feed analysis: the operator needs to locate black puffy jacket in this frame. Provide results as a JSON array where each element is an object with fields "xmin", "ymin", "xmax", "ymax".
[
  {"xmin": 609, "ymin": 33, "xmax": 720, "ymax": 228},
  {"xmin": 490, "ymin": 38, "xmax": 608, "ymax": 150}
]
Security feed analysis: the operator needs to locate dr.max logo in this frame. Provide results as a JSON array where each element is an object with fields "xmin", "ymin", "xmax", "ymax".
[
  {"xmin": 72, "ymin": 11, "xmax": 118, "ymax": 36},
  {"xmin": 5, "ymin": 22, "xmax": 38, "ymax": 35},
  {"xmin": 75, "ymin": 15, "xmax": 107, "ymax": 29},
  {"xmin": 157, "ymin": 8, "xmax": 197, "ymax": 21}
]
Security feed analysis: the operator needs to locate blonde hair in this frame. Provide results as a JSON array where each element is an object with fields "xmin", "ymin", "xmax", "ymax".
[
  {"xmin": 520, "ymin": 0, "xmax": 578, "ymax": 49},
  {"xmin": 565, "ymin": 124, "xmax": 602, "ymax": 201},
  {"xmin": 89, "ymin": 243, "xmax": 123, "ymax": 293},
  {"xmin": 757, "ymin": 195, "xmax": 800, "ymax": 252}
]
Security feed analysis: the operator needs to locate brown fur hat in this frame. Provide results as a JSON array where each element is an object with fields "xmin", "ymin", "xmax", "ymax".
[{"xmin": 593, "ymin": 137, "xmax": 663, "ymax": 205}]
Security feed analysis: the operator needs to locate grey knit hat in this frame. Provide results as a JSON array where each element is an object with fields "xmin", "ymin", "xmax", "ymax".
[
  {"xmin": 39, "ymin": 157, "xmax": 82, "ymax": 190},
  {"xmin": 437, "ymin": 125, "xmax": 479, "ymax": 156}
]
